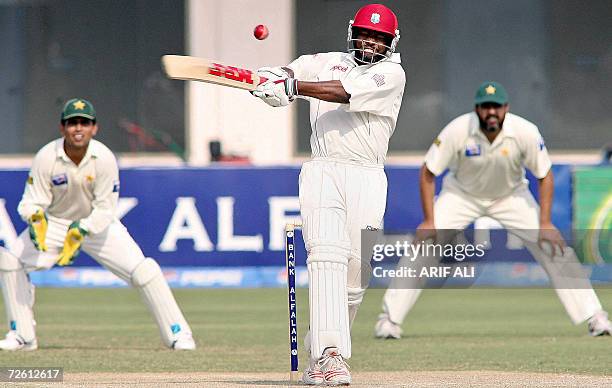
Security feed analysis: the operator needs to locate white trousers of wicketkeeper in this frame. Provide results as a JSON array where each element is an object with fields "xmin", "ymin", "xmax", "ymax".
[
  {"xmin": 0, "ymin": 215, "xmax": 192, "ymax": 347},
  {"xmin": 300, "ymin": 158, "xmax": 387, "ymax": 359},
  {"xmin": 383, "ymin": 185, "xmax": 603, "ymax": 325}
]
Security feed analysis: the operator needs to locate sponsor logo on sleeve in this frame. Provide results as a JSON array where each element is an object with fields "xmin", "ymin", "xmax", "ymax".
[
  {"xmin": 51, "ymin": 173, "xmax": 68, "ymax": 186},
  {"xmin": 330, "ymin": 64, "xmax": 349, "ymax": 72},
  {"xmin": 465, "ymin": 144, "xmax": 482, "ymax": 157},
  {"xmin": 27, "ymin": 176, "xmax": 33, "ymax": 185},
  {"xmin": 113, "ymin": 180, "xmax": 120, "ymax": 193}
]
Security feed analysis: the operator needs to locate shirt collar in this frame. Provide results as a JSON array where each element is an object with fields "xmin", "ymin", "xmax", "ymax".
[
  {"xmin": 349, "ymin": 52, "xmax": 401, "ymax": 66},
  {"xmin": 389, "ymin": 53, "xmax": 401, "ymax": 63},
  {"xmin": 55, "ymin": 138, "xmax": 99, "ymax": 164}
]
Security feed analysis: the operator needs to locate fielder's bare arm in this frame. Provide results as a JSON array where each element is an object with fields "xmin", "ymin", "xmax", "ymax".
[
  {"xmin": 0, "ymin": 99, "xmax": 196, "ymax": 351},
  {"xmin": 375, "ymin": 82, "xmax": 612, "ymax": 340},
  {"xmin": 252, "ymin": 4, "xmax": 405, "ymax": 385}
]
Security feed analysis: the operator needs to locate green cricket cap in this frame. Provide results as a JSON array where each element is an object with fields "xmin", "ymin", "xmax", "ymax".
[
  {"xmin": 61, "ymin": 98, "xmax": 96, "ymax": 122},
  {"xmin": 474, "ymin": 81, "xmax": 508, "ymax": 105}
]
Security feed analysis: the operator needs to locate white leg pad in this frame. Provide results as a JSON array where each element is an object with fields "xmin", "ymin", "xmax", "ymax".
[
  {"xmin": 526, "ymin": 244, "xmax": 603, "ymax": 324},
  {"xmin": 0, "ymin": 251, "xmax": 35, "ymax": 342},
  {"xmin": 347, "ymin": 286, "xmax": 365, "ymax": 328},
  {"xmin": 130, "ymin": 258, "xmax": 192, "ymax": 347},
  {"xmin": 308, "ymin": 254, "xmax": 350, "ymax": 359}
]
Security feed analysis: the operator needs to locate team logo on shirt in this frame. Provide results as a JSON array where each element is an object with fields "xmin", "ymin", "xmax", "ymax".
[
  {"xmin": 433, "ymin": 138, "xmax": 441, "ymax": 147},
  {"xmin": 27, "ymin": 176, "xmax": 33, "ymax": 185},
  {"xmin": 112, "ymin": 180, "xmax": 120, "ymax": 193},
  {"xmin": 372, "ymin": 74, "xmax": 385, "ymax": 87},
  {"xmin": 51, "ymin": 173, "xmax": 68, "ymax": 186},
  {"xmin": 370, "ymin": 13, "xmax": 381, "ymax": 24},
  {"xmin": 465, "ymin": 144, "xmax": 481, "ymax": 157}
]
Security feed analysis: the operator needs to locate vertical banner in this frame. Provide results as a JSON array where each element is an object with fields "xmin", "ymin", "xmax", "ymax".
[{"xmin": 574, "ymin": 167, "xmax": 612, "ymax": 264}]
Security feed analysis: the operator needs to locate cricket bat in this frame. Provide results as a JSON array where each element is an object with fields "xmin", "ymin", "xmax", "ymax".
[{"xmin": 161, "ymin": 55, "xmax": 267, "ymax": 91}]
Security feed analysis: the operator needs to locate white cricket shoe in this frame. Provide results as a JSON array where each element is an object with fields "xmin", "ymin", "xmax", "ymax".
[
  {"xmin": 302, "ymin": 331, "xmax": 325, "ymax": 385},
  {"xmin": 588, "ymin": 311, "xmax": 612, "ymax": 337},
  {"xmin": 302, "ymin": 357, "xmax": 325, "ymax": 386},
  {"xmin": 319, "ymin": 347, "xmax": 351, "ymax": 386},
  {"xmin": 374, "ymin": 313, "xmax": 402, "ymax": 339},
  {"xmin": 0, "ymin": 331, "xmax": 38, "ymax": 351},
  {"xmin": 172, "ymin": 334, "xmax": 196, "ymax": 350}
]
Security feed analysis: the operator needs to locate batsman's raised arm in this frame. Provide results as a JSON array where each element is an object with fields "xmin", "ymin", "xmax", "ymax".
[
  {"xmin": 293, "ymin": 80, "xmax": 350, "ymax": 103},
  {"xmin": 253, "ymin": 58, "xmax": 404, "ymax": 112}
]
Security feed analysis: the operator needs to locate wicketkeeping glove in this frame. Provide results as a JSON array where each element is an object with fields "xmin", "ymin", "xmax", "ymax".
[
  {"xmin": 56, "ymin": 221, "xmax": 88, "ymax": 266},
  {"xmin": 28, "ymin": 209, "xmax": 48, "ymax": 251}
]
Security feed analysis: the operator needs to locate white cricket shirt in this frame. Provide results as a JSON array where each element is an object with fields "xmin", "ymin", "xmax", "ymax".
[
  {"xmin": 18, "ymin": 138, "xmax": 120, "ymax": 234},
  {"xmin": 287, "ymin": 52, "xmax": 405, "ymax": 165},
  {"xmin": 424, "ymin": 112, "xmax": 552, "ymax": 199}
]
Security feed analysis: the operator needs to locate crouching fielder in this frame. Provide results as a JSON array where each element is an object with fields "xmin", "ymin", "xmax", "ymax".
[
  {"xmin": 375, "ymin": 82, "xmax": 612, "ymax": 339},
  {"xmin": 0, "ymin": 98, "xmax": 195, "ymax": 351},
  {"xmin": 252, "ymin": 4, "xmax": 405, "ymax": 385}
]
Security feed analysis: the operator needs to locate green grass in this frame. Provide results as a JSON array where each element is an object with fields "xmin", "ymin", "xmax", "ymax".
[{"xmin": 0, "ymin": 288, "xmax": 611, "ymax": 374}]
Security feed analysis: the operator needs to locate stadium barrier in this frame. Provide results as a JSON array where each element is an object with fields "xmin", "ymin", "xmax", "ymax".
[{"xmin": 2, "ymin": 164, "xmax": 608, "ymax": 287}]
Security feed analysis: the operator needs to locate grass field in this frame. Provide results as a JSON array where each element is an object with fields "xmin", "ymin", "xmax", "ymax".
[{"xmin": 0, "ymin": 287, "xmax": 611, "ymax": 384}]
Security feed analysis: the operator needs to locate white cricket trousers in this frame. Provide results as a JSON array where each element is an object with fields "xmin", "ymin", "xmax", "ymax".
[
  {"xmin": 300, "ymin": 158, "xmax": 387, "ymax": 359},
  {"xmin": 383, "ymin": 186, "xmax": 603, "ymax": 325}
]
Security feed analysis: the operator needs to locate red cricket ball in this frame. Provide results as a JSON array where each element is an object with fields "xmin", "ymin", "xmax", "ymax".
[{"xmin": 254, "ymin": 24, "xmax": 269, "ymax": 40}]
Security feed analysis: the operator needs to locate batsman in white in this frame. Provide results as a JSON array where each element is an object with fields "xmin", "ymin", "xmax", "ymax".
[
  {"xmin": 0, "ymin": 98, "xmax": 196, "ymax": 351},
  {"xmin": 252, "ymin": 3, "xmax": 405, "ymax": 386},
  {"xmin": 374, "ymin": 82, "xmax": 612, "ymax": 339}
]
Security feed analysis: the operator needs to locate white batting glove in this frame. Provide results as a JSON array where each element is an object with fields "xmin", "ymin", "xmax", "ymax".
[
  {"xmin": 256, "ymin": 66, "xmax": 290, "ymax": 82},
  {"xmin": 253, "ymin": 66, "xmax": 289, "ymax": 107},
  {"xmin": 252, "ymin": 66, "xmax": 289, "ymax": 106},
  {"xmin": 253, "ymin": 78, "xmax": 299, "ymax": 107}
]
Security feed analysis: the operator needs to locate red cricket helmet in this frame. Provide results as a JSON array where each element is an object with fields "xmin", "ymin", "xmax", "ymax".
[
  {"xmin": 347, "ymin": 4, "xmax": 400, "ymax": 64},
  {"xmin": 352, "ymin": 3, "xmax": 398, "ymax": 36}
]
